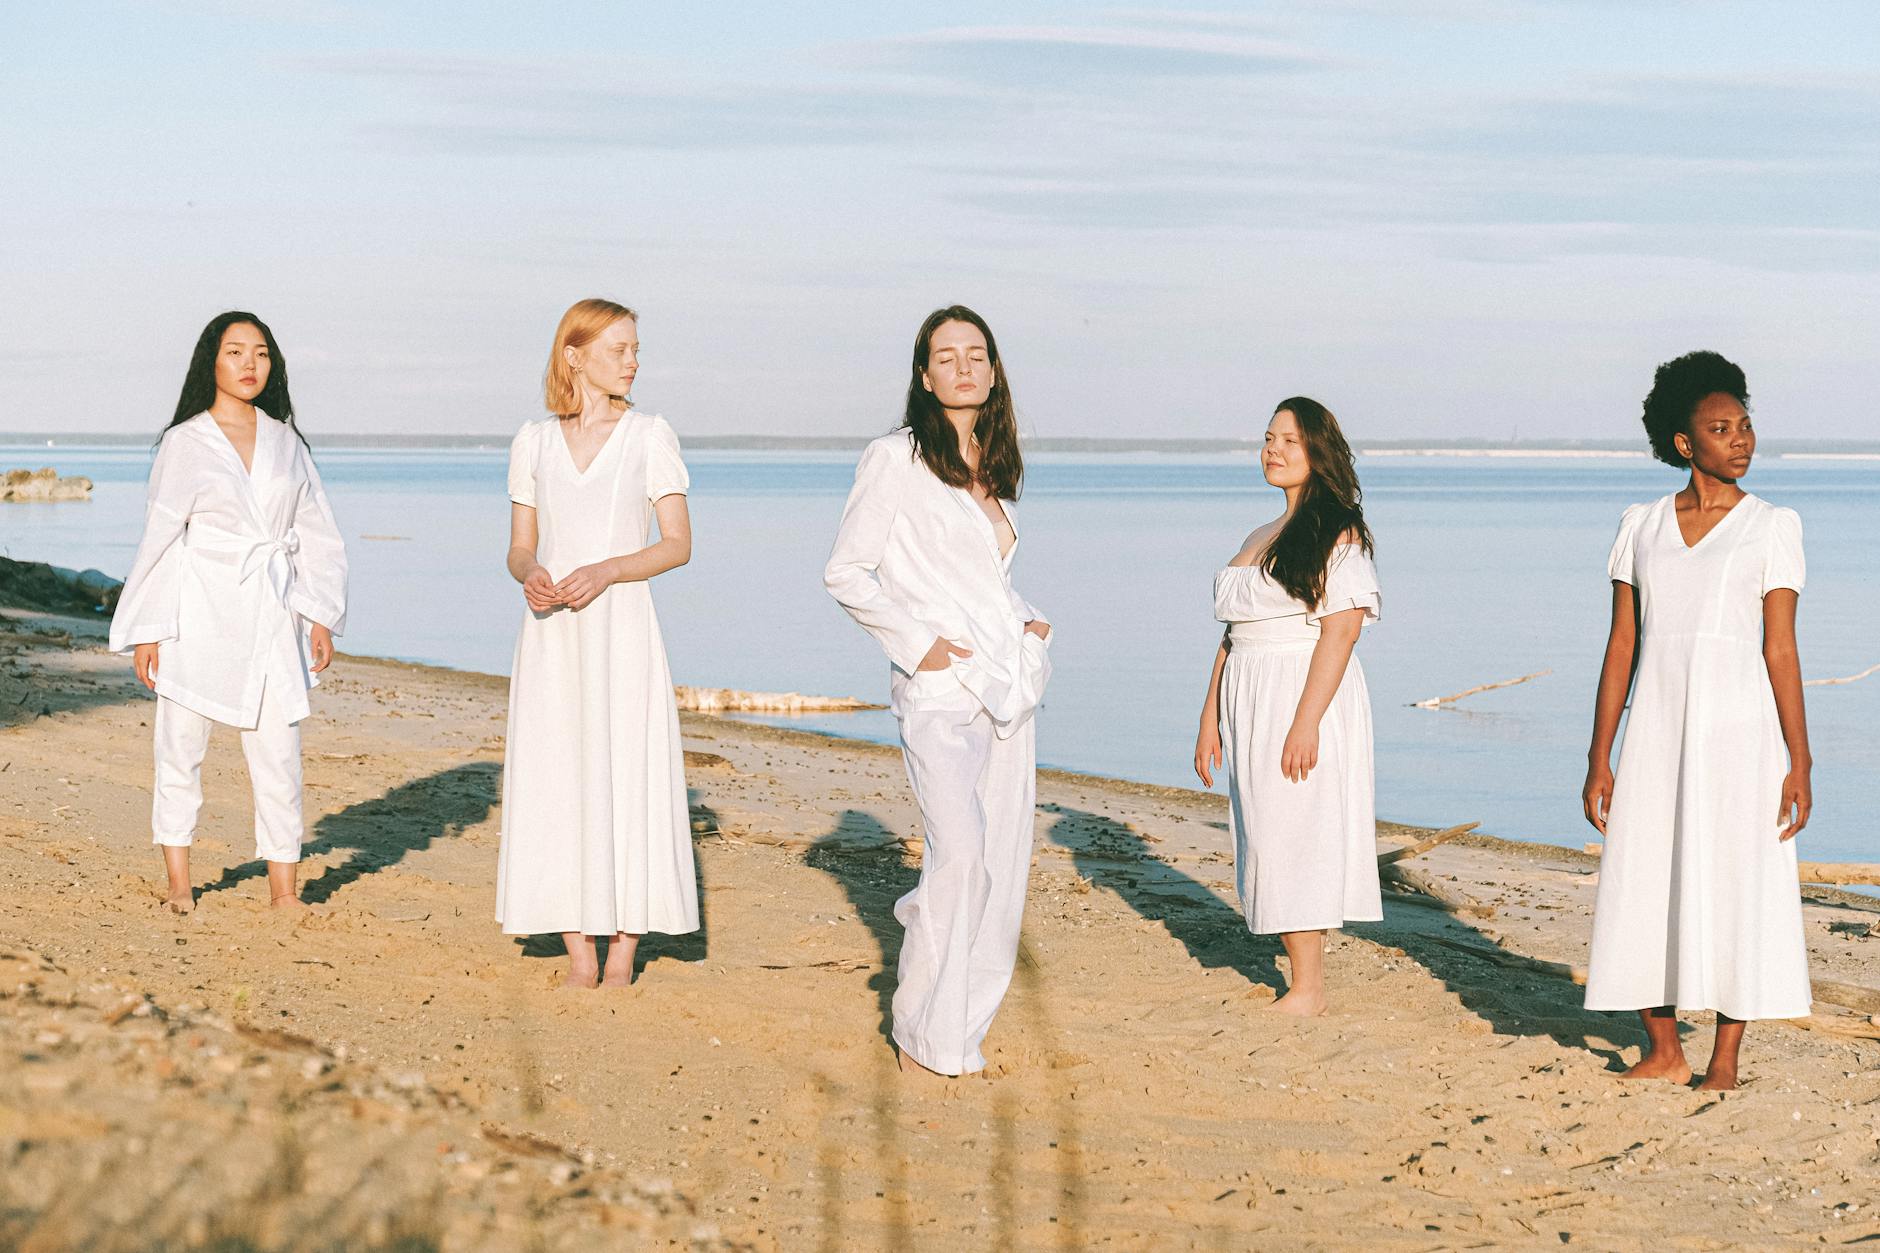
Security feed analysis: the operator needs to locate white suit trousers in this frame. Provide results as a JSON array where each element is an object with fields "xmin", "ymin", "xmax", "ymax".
[
  {"xmin": 152, "ymin": 688, "xmax": 304, "ymax": 863},
  {"xmin": 892, "ymin": 703, "xmax": 1036, "ymax": 1076}
]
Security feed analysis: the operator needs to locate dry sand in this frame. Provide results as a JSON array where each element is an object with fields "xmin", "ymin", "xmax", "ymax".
[{"xmin": 1, "ymin": 607, "xmax": 1877, "ymax": 1250}]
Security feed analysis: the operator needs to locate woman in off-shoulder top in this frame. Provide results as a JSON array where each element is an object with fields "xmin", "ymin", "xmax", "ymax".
[{"xmin": 1193, "ymin": 398, "xmax": 1380, "ymax": 1017}]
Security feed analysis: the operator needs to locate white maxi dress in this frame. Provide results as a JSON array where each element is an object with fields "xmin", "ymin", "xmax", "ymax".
[
  {"xmin": 1584, "ymin": 493, "xmax": 1810, "ymax": 1020},
  {"xmin": 494, "ymin": 413, "xmax": 699, "ymax": 937},
  {"xmin": 1214, "ymin": 540, "xmax": 1381, "ymax": 934}
]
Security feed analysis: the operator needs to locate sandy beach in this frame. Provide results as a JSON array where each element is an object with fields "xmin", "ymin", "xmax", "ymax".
[{"xmin": 2, "ymin": 605, "xmax": 1877, "ymax": 1250}]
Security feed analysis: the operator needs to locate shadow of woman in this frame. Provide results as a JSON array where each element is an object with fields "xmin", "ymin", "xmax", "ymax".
[
  {"xmin": 197, "ymin": 760, "xmax": 500, "ymax": 904},
  {"xmin": 803, "ymin": 809, "xmax": 915, "ymax": 1050},
  {"xmin": 1040, "ymin": 802, "xmax": 1287, "ymax": 993}
]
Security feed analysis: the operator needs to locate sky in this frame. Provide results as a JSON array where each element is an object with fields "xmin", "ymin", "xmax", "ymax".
[{"xmin": 2, "ymin": 2, "xmax": 1876, "ymax": 440}]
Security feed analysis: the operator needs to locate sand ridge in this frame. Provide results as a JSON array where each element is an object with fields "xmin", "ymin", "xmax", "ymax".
[{"xmin": 2, "ymin": 608, "xmax": 1877, "ymax": 1249}]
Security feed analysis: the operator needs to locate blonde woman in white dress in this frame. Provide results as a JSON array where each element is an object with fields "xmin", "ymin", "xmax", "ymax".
[
  {"xmin": 496, "ymin": 299, "xmax": 697, "ymax": 989},
  {"xmin": 1194, "ymin": 398, "xmax": 1380, "ymax": 1017},
  {"xmin": 111, "ymin": 311, "xmax": 349, "ymax": 914},
  {"xmin": 825, "ymin": 304, "xmax": 1052, "ymax": 1078},
  {"xmin": 1582, "ymin": 351, "xmax": 1812, "ymax": 1091}
]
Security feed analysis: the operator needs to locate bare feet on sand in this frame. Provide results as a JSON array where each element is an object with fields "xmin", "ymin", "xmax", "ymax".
[
  {"xmin": 897, "ymin": 1049, "xmax": 953, "ymax": 1081},
  {"xmin": 163, "ymin": 888, "xmax": 194, "ymax": 915},
  {"xmin": 1618, "ymin": 1051, "xmax": 1693, "ymax": 1084},
  {"xmin": 269, "ymin": 893, "xmax": 307, "ymax": 913},
  {"xmin": 561, "ymin": 962, "xmax": 600, "ymax": 990},
  {"xmin": 1269, "ymin": 989, "xmax": 1328, "ymax": 1018},
  {"xmin": 600, "ymin": 936, "xmax": 639, "ymax": 989}
]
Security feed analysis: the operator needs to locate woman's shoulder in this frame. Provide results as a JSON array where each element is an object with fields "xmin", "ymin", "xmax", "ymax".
[{"xmin": 859, "ymin": 428, "xmax": 918, "ymax": 471}]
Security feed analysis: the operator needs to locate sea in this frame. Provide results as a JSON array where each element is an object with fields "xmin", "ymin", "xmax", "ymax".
[{"xmin": 4, "ymin": 439, "xmax": 1876, "ymax": 867}]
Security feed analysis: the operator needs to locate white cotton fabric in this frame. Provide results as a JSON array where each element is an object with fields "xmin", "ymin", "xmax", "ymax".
[
  {"xmin": 153, "ymin": 689, "xmax": 304, "ymax": 862},
  {"xmin": 1585, "ymin": 493, "xmax": 1811, "ymax": 1020},
  {"xmin": 824, "ymin": 429, "xmax": 1052, "ymax": 1074},
  {"xmin": 495, "ymin": 413, "xmax": 698, "ymax": 937},
  {"xmin": 110, "ymin": 412, "xmax": 349, "ymax": 729},
  {"xmin": 1214, "ymin": 541, "xmax": 1381, "ymax": 934}
]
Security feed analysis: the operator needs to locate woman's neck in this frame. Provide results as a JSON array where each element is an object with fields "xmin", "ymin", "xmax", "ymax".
[
  {"xmin": 1684, "ymin": 468, "xmax": 1744, "ymax": 507},
  {"xmin": 1281, "ymin": 483, "xmax": 1304, "ymax": 516},
  {"xmin": 208, "ymin": 394, "xmax": 257, "ymax": 425},
  {"xmin": 572, "ymin": 384, "xmax": 625, "ymax": 427}
]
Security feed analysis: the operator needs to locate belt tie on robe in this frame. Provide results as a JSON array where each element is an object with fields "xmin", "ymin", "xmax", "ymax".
[{"xmin": 238, "ymin": 530, "xmax": 301, "ymax": 605}]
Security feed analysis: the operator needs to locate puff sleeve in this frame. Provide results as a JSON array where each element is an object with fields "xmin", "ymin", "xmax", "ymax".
[
  {"xmin": 1761, "ymin": 506, "xmax": 1805, "ymax": 597},
  {"xmin": 1607, "ymin": 503, "xmax": 1648, "ymax": 586},
  {"xmin": 508, "ymin": 422, "xmax": 541, "ymax": 507},
  {"xmin": 1306, "ymin": 542, "xmax": 1382, "ymax": 626},
  {"xmin": 646, "ymin": 416, "xmax": 689, "ymax": 501}
]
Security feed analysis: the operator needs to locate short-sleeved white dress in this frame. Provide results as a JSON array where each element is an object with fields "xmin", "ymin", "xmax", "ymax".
[
  {"xmin": 494, "ymin": 412, "xmax": 699, "ymax": 937},
  {"xmin": 1585, "ymin": 493, "xmax": 1809, "ymax": 1019},
  {"xmin": 1214, "ymin": 537, "xmax": 1382, "ymax": 934}
]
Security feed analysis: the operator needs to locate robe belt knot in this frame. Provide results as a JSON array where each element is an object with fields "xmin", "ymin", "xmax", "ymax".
[{"xmin": 238, "ymin": 530, "xmax": 301, "ymax": 604}]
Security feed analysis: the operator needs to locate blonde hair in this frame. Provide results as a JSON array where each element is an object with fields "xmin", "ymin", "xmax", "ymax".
[{"xmin": 544, "ymin": 298, "xmax": 638, "ymax": 416}]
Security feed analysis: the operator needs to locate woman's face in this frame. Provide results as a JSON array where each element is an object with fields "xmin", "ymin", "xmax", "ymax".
[
  {"xmin": 1263, "ymin": 409, "xmax": 1311, "ymax": 490},
  {"xmin": 921, "ymin": 320, "xmax": 994, "ymax": 412},
  {"xmin": 568, "ymin": 317, "xmax": 639, "ymax": 400},
  {"xmin": 1677, "ymin": 391, "xmax": 1755, "ymax": 482},
  {"xmin": 213, "ymin": 323, "xmax": 270, "ymax": 405}
]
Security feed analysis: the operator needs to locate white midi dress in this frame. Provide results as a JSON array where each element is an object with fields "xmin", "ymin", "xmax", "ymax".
[
  {"xmin": 1215, "ymin": 541, "xmax": 1382, "ymax": 935},
  {"xmin": 1584, "ymin": 494, "xmax": 1810, "ymax": 1020},
  {"xmin": 494, "ymin": 413, "xmax": 699, "ymax": 937}
]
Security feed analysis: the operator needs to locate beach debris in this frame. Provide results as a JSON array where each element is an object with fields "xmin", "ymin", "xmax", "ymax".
[
  {"xmin": 1382, "ymin": 862, "xmax": 1495, "ymax": 919},
  {"xmin": 1804, "ymin": 662, "xmax": 1880, "ymax": 687},
  {"xmin": 1376, "ymin": 822, "xmax": 1480, "ymax": 866},
  {"xmin": 1410, "ymin": 670, "xmax": 1550, "ymax": 709},
  {"xmin": 674, "ymin": 685, "xmax": 885, "ymax": 714},
  {"xmin": 0, "ymin": 467, "xmax": 92, "ymax": 502}
]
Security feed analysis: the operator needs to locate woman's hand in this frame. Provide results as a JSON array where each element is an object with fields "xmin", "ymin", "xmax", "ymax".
[
  {"xmin": 309, "ymin": 623, "xmax": 334, "ymax": 674},
  {"xmin": 916, "ymin": 636, "xmax": 973, "ymax": 672},
  {"xmin": 1280, "ymin": 720, "xmax": 1318, "ymax": 783},
  {"xmin": 1778, "ymin": 767, "xmax": 1811, "ymax": 841},
  {"xmin": 1582, "ymin": 760, "xmax": 1614, "ymax": 834},
  {"xmin": 522, "ymin": 565, "xmax": 561, "ymax": 613},
  {"xmin": 1194, "ymin": 718, "xmax": 1222, "ymax": 787},
  {"xmin": 554, "ymin": 562, "xmax": 615, "ymax": 611},
  {"xmin": 1024, "ymin": 619, "xmax": 1051, "ymax": 641},
  {"xmin": 133, "ymin": 643, "xmax": 160, "ymax": 691}
]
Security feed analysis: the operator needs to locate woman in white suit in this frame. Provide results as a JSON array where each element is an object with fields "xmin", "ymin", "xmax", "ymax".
[
  {"xmin": 111, "ymin": 311, "xmax": 348, "ymax": 914},
  {"xmin": 825, "ymin": 305, "xmax": 1052, "ymax": 1078}
]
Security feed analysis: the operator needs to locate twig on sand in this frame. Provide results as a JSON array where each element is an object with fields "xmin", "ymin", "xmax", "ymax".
[
  {"xmin": 1377, "ymin": 822, "xmax": 1480, "ymax": 867},
  {"xmin": 1410, "ymin": 670, "xmax": 1550, "ymax": 709},
  {"xmin": 1382, "ymin": 863, "xmax": 1495, "ymax": 918},
  {"xmin": 1804, "ymin": 662, "xmax": 1880, "ymax": 687}
]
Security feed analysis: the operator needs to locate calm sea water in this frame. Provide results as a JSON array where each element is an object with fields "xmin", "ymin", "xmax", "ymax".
[{"xmin": 4, "ymin": 441, "xmax": 1876, "ymax": 865}]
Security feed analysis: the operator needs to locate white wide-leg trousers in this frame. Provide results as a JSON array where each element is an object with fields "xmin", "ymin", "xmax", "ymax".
[
  {"xmin": 892, "ymin": 704, "xmax": 1036, "ymax": 1076},
  {"xmin": 152, "ymin": 689, "xmax": 304, "ymax": 863}
]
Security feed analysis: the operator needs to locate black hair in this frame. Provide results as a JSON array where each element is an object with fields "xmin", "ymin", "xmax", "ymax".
[
  {"xmin": 1262, "ymin": 396, "xmax": 1375, "ymax": 608},
  {"xmin": 1640, "ymin": 350, "xmax": 1747, "ymax": 469},
  {"xmin": 159, "ymin": 311, "xmax": 306, "ymax": 447}
]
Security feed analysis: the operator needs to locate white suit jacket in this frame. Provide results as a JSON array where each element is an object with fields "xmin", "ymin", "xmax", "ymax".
[
  {"xmin": 824, "ymin": 430, "xmax": 1050, "ymax": 736},
  {"xmin": 109, "ymin": 412, "xmax": 349, "ymax": 728}
]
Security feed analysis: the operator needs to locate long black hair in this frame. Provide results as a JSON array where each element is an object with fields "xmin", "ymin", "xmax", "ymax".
[
  {"xmin": 901, "ymin": 305, "xmax": 1023, "ymax": 501},
  {"xmin": 1261, "ymin": 396, "xmax": 1374, "ymax": 608},
  {"xmin": 159, "ymin": 311, "xmax": 306, "ymax": 446}
]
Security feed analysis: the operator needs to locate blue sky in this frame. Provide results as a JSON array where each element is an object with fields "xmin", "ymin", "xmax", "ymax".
[{"xmin": 3, "ymin": 2, "xmax": 1876, "ymax": 439}]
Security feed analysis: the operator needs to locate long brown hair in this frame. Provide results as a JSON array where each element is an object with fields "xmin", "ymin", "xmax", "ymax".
[
  {"xmin": 1261, "ymin": 397, "xmax": 1374, "ymax": 608},
  {"xmin": 900, "ymin": 305, "xmax": 1023, "ymax": 501},
  {"xmin": 544, "ymin": 298, "xmax": 637, "ymax": 417}
]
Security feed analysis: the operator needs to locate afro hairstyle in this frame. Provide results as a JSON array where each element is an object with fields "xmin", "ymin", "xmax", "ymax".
[{"xmin": 1640, "ymin": 350, "xmax": 1749, "ymax": 469}]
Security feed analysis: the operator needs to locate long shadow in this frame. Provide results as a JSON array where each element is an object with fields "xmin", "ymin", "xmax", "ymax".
[
  {"xmin": 509, "ymin": 788, "xmax": 715, "ymax": 973},
  {"xmin": 1042, "ymin": 802, "xmax": 1286, "ymax": 992},
  {"xmin": 0, "ymin": 612, "xmax": 146, "ymax": 730},
  {"xmin": 804, "ymin": 809, "xmax": 914, "ymax": 1050},
  {"xmin": 199, "ymin": 761, "xmax": 499, "ymax": 903}
]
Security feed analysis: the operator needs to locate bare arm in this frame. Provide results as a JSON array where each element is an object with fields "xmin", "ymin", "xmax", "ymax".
[
  {"xmin": 506, "ymin": 502, "xmax": 563, "ymax": 613},
  {"xmin": 1581, "ymin": 580, "xmax": 1639, "ymax": 833},
  {"xmin": 553, "ymin": 494, "xmax": 693, "ymax": 611},
  {"xmin": 1762, "ymin": 588, "xmax": 1811, "ymax": 839},
  {"xmin": 1193, "ymin": 631, "xmax": 1230, "ymax": 786},
  {"xmin": 1279, "ymin": 608, "xmax": 1364, "ymax": 782}
]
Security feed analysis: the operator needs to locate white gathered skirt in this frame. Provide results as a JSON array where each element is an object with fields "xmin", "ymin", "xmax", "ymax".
[{"xmin": 1220, "ymin": 625, "xmax": 1381, "ymax": 934}]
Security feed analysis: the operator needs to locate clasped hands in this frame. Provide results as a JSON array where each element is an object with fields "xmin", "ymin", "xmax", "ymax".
[{"xmin": 522, "ymin": 562, "xmax": 615, "ymax": 613}]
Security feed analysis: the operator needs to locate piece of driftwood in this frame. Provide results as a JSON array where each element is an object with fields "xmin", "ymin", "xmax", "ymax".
[
  {"xmin": 674, "ymin": 685, "xmax": 885, "ymax": 714},
  {"xmin": 1410, "ymin": 670, "xmax": 1550, "ymax": 709},
  {"xmin": 1804, "ymin": 662, "xmax": 1880, "ymax": 688},
  {"xmin": 1791, "ymin": 1015, "xmax": 1880, "ymax": 1041},
  {"xmin": 1582, "ymin": 843, "xmax": 1880, "ymax": 888},
  {"xmin": 1377, "ymin": 822, "xmax": 1481, "ymax": 866},
  {"xmin": 1381, "ymin": 863, "xmax": 1495, "ymax": 919}
]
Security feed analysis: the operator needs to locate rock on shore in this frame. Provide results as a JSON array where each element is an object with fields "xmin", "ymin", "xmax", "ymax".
[
  {"xmin": 1, "ymin": 467, "xmax": 93, "ymax": 502},
  {"xmin": 0, "ymin": 557, "xmax": 121, "ymax": 614}
]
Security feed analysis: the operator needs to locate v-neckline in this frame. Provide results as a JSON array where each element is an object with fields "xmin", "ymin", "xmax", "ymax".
[
  {"xmin": 956, "ymin": 484, "xmax": 1017, "ymax": 562},
  {"xmin": 558, "ymin": 413, "xmax": 627, "ymax": 478},
  {"xmin": 1672, "ymin": 491, "xmax": 1751, "ymax": 552},
  {"xmin": 205, "ymin": 411, "xmax": 260, "ymax": 477}
]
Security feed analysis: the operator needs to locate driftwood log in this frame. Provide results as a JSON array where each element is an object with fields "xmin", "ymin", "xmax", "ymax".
[
  {"xmin": 1804, "ymin": 662, "xmax": 1880, "ymax": 688},
  {"xmin": 1377, "ymin": 822, "xmax": 1480, "ymax": 866},
  {"xmin": 1410, "ymin": 670, "xmax": 1549, "ymax": 709},
  {"xmin": 674, "ymin": 686, "xmax": 885, "ymax": 714},
  {"xmin": 1376, "ymin": 823, "xmax": 1495, "ymax": 918}
]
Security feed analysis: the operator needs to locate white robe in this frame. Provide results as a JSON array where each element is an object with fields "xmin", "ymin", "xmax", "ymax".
[
  {"xmin": 110, "ymin": 412, "xmax": 348, "ymax": 729},
  {"xmin": 824, "ymin": 429, "xmax": 1051, "ymax": 1075}
]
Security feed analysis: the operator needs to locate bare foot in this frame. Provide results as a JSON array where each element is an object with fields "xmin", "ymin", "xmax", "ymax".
[
  {"xmin": 164, "ymin": 889, "xmax": 194, "ymax": 915},
  {"xmin": 896, "ymin": 1049, "xmax": 954, "ymax": 1080},
  {"xmin": 1695, "ymin": 1068, "xmax": 1738, "ymax": 1091},
  {"xmin": 561, "ymin": 964, "xmax": 599, "ymax": 990},
  {"xmin": 1269, "ymin": 989, "xmax": 1327, "ymax": 1017},
  {"xmin": 600, "ymin": 936, "xmax": 639, "ymax": 989},
  {"xmin": 269, "ymin": 893, "xmax": 307, "ymax": 913},
  {"xmin": 1618, "ymin": 1052, "xmax": 1693, "ymax": 1083},
  {"xmin": 599, "ymin": 965, "xmax": 634, "ymax": 989}
]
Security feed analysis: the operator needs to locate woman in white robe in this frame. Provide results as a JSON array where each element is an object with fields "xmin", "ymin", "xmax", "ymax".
[
  {"xmin": 1582, "ymin": 351, "xmax": 1812, "ymax": 1091},
  {"xmin": 1194, "ymin": 398, "xmax": 1379, "ymax": 1017},
  {"xmin": 110, "ymin": 311, "xmax": 348, "ymax": 913},
  {"xmin": 825, "ymin": 305, "xmax": 1051, "ymax": 1078},
  {"xmin": 495, "ymin": 299, "xmax": 697, "ymax": 990}
]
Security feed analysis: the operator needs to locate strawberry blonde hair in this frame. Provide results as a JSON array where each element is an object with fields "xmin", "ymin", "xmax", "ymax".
[{"xmin": 543, "ymin": 298, "xmax": 638, "ymax": 417}]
